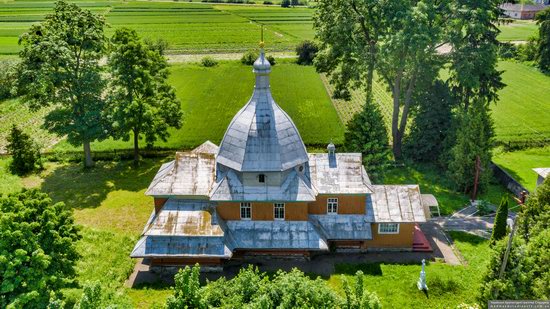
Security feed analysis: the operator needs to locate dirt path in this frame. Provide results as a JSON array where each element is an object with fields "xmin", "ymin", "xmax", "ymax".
[{"xmin": 166, "ymin": 51, "xmax": 296, "ymax": 63}]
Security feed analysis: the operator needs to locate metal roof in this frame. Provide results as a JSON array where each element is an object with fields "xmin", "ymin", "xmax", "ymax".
[
  {"xmin": 145, "ymin": 152, "xmax": 216, "ymax": 197},
  {"xmin": 143, "ymin": 199, "xmax": 223, "ymax": 236},
  {"xmin": 308, "ymin": 153, "xmax": 373, "ymax": 194},
  {"xmin": 310, "ymin": 215, "xmax": 373, "ymax": 240},
  {"xmin": 130, "ymin": 235, "xmax": 232, "ymax": 258},
  {"xmin": 226, "ymin": 220, "xmax": 328, "ymax": 250},
  {"xmin": 191, "ymin": 140, "xmax": 219, "ymax": 155},
  {"xmin": 533, "ymin": 168, "xmax": 550, "ymax": 179},
  {"xmin": 370, "ymin": 185, "xmax": 427, "ymax": 223},
  {"xmin": 216, "ymin": 50, "xmax": 309, "ymax": 172},
  {"xmin": 210, "ymin": 168, "xmax": 317, "ymax": 202}
]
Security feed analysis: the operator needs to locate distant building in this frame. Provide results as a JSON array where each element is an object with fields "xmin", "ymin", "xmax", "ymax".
[
  {"xmin": 533, "ymin": 168, "xmax": 550, "ymax": 187},
  {"xmin": 500, "ymin": 3, "xmax": 547, "ymax": 20},
  {"xmin": 131, "ymin": 47, "xmax": 436, "ymax": 267}
]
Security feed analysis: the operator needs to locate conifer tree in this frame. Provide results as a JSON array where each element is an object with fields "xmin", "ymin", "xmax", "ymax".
[
  {"xmin": 343, "ymin": 101, "xmax": 391, "ymax": 183},
  {"xmin": 491, "ymin": 197, "xmax": 509, "ymax": 245},
  {"xmin": 535, "ymin": 8, "xmax": 550, "ymax": 72},
  {"xmin": 6, "ymin": 124, "xmax": 42, "ymax": 175}
]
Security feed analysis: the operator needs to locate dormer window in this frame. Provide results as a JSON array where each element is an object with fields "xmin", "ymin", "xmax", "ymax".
[{"xmin": 258, "ymin": 174, "xmax": 265, "ymax": 183}]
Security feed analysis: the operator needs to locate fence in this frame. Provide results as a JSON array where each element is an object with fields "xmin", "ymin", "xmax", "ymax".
[{"xmin": 491, "ymin": 162, "xmax": 529, "ymax": 197}]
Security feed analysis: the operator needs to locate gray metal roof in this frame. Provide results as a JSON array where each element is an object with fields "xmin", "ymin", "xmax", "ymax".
[
  {"xmin": 130, "ymin": 235, "xmax": 232, "ymax": 258},
  {"xmin": 191, "ymin": 140, "xmax": 219, "ymax": 155},
  {"xmin": 216, "ymin": 51, "xmax": 309, "ymax": 172},
  {"xmin": 308, "ymin": 153, "xmax": 373, "ymax": 194},
  {"xmin": 310, "ymin": 215, "xmax": 373, "ymax": 240},
  {"xmin": 533, "ymin": 167, "xmax": 550, "ymax": 179},
  {"xmin": 370, "ymin": 185, "xmax": 427, "ymax": 223},
  {"xmin": 225, "ymin": 220, "xmax": 328, "ymax": 250},
  {"xmin": 145, "ymin": 152, "xmax": 216, "ymax": 197},
  {"xmin": 143, "ymin": 199, "xmax": 223, "ymax": 237},
  {"xmin": 210, "ymin": 168, "xmax": 316, "ymax": 201}
]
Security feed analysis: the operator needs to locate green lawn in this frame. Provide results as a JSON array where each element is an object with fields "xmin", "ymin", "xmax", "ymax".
[
  {"xmin": 328, "ymin": 231, "xmax": 490, "ymax": 308},
  {"xmin": 0, "ymin": 157, "xmax": 495, "ymax": 308},
  {"xmin": 498, "ymin": 20, "xmax": 538, "ymax": 41},
  {"xmin": 384, "ymin": 163, "xmax": 511, "ymax": 215},
  {"xmin": 493, "ymin": 146, "xmax": 550, "ymax": 192},
  {"xmin": 52, "ymin": 60, "xmax": 344, "ymax": 152}
]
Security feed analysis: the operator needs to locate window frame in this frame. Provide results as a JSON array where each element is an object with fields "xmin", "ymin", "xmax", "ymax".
[
  {"xmin": 273, "ymin": 203, "xmax": 285, "ymax": 220},
  {"xmin": 258, "ymin": 174, "xmax": 265, "ymax": 183},
  {"xmin": 327, "ymin": 198, "xmax": 338, "ymax": 215},
  {"xmin": 240, "ymin": 202, "xmax": 252, "ymax": 220},
  {"xmin": 378, "ymin": 223, "xmax": 400, "ymax": 234}
]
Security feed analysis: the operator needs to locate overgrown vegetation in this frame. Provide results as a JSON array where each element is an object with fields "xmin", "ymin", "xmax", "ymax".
[{"xmin": 6, "ymin": 125, "xmax": 42, "ymax": 175}]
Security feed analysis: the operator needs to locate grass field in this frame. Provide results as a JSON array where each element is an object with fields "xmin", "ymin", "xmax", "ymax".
[
  {"xmin": 51, "ymin": 60, "xmax": 344, "ymax": 152},
  {"xmin": 498, "ymin": 20, "xmax": 538, "ymax": 41},
  {"xmin": 0, "ymin": 155, "xmax": 496, "ymax": 308},
  {"xmin": 493, "ymin": 146, "xmax": 550, "ymax": 192},
  {"xmin": 324, "ymin": 60, "xmax": 550, "ymax": 145},
  {"xmin": 0, "ymin": 1, "xmax": 314, "ymax": 55}
]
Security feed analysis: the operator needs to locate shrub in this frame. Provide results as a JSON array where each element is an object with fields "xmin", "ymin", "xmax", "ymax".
[
  {"xmin": 477, "ymin": 200, "xmax": 491, "ymax": 216},
  {"xmin": 267, "ymin": 55, "xmax": 276, "ymax": 65},
  {"xmin": 201, "ymin": 56, "xmax": 218, "ymax": 67},
  {"xmin": 0, "ymin": 189, "xmax": 81, "ymax": 308},
  {"xmin": 263, "ymin": 0, "xmax": 273, "ymax": 4},
  {"xmin": 281, "ymin": 0, "xmax": 290, "ymax": 7},
  {"xmin": 6, "ymin": 124, "xmax": 42, "ymax": 175},
  {"xmin": 498, "ymin": 42, "xmax": 518, "ymax": 60},
  {"xmin": 517, "ymin": 37, "xmax": 537, "ymax": 62},
  {"xmin": 295, "ymin": 40, "xmax": 318, "ymax": 65},
  {"xmin": 241, "ymin": 50, "xmax": 258, "ymax": 65},
  {"xmin": 0, "ymin": 60, "xmax": 17, "ymax": 100},
  {"xmin": 490, "ymin": 196, "xmax": 509, "ymax": 245}
]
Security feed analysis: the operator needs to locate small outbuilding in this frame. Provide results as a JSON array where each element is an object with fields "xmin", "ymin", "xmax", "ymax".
[
  {"xmin": 533, "ymin": 168, "xmax": 550, "ymax": 187},
  {"xmin": 500, "ymin": 3, "xmax": 547, "ymax": 20}
]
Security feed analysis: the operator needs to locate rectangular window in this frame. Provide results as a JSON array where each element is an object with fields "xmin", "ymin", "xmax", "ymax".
[
  {"xmin": 378, "ymin": 223, "xmax": 400, "ymax": 234},
  {"xmin": 240, "ymin": 202, "xmax": 251, "ymax": 220},
  {"xmin": 327, "ymin": 198, "xmax": 338, "ymax": 214},
  {"xmin": 274, "ymin": 203, "xmax": 285, "ymax": 220}
]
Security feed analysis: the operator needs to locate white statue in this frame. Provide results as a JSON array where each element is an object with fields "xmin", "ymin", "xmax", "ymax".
[{"xmin": 417, "ymin": 259, "xmax": 428, "ymax": 291}]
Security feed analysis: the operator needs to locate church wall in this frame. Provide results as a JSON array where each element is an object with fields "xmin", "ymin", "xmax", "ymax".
[
  {"xmin": 216, "ymin": 202, "xmax": 308, "ymax": 221},
  {"xmin": 364, "ymin": 223, "xmax": 415, "ymax": 248},
  {"xmin": 308, "ymin": 195, "xmax": 366, "ymax": 215}
]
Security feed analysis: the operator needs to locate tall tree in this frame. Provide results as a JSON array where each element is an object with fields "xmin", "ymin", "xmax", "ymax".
[
  {"xmin": 535, "ymin": 7, "xmax": 550, "ymax": 72},
  {"xmin": 314, "ymin": 0, "xmax": 388, "ymax": 105},
  {"xmin": 343, "ymin": 101, "xmax": 391, "ymax": 183},
  {"xmin": 491, "ymin": 197, "xmax": 509, "ymax": 245},
  {"xmin": 448, "ymin": 100, "xmax": 494, "ymax": 193},
  {"xmin": 404, "ymin": 80, "xmax": 454, "ymax": 163},
  {"xmin": 107, "ymin": 28, "xmax": 182, "ymax": 164},
  {"xmin": 17, "ymin": 0, "xmax": 108, "ymax": 168},
  {"xmin": 315, "ymin": 0, "xmax": 444, "ymax": 160},
  {"xmin": 0, "ymin": 189, "xmax": 80, "ymax": 308}
]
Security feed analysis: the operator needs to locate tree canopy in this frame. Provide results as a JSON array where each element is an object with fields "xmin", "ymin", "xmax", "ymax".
[
  {"xmin": 0, "ymin": 189, "xmax": 80, "ymax": 308},
  {"xmin": 535, "ymin": 7, "xmax": 550, "ymax": 72},
  {"xmin": 107, "ymin": 27, "xmax": 182, "ymax": 164},
  {"xmin": 16, "ymin": 0, "xmax": 108, "ymax": 168},
  {"xmin": 6, "ymin": 125, "xmax": 42, "ymax": 176}
]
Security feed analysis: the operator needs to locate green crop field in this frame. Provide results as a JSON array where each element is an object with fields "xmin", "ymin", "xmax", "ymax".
[
  {"xmin": 498, "ymin": 20, "xmax": 538, "ymax": 41},
  {"xmin": 49, "ymin": 60, "xmax": 344, "ymax": 152},
  {"xmin": 493, "ymin": 146, "xmax": 550, "ymax": 192},
  {"xmin": 0, "ymin": 0, "xmax": 315, "ymax": 55}
]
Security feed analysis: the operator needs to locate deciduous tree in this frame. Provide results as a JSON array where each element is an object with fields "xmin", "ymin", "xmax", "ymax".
[
  {"xmin": 17, "ymin": 0, "xmax": 108, "ymax": 168},
  {"xmin": 0, "ymin": 189, "xmax": 80, "ymax": 308},
  {"xmin": 107, "ymin": 28, "xmax": 182, "ymax": 164}
]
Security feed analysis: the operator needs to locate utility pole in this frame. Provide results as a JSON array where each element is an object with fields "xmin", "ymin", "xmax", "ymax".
[{"xmin": 498, "ymin": 213, "xmax": 519, "ymax": 280}]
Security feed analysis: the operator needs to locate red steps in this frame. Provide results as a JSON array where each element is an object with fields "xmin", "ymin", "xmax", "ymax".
[{"xmin": 412, "ymin": 224, "xmax": 433, "ymax": 252}]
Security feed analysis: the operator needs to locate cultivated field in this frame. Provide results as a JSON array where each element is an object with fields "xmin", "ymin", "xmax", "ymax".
[
  {"xmin": 50, "ymin": 60, "xmax": 344, "ymax": 152},
  {"xmin": 0, "ymin": 1, "xmax": 314, "ymax": 55}
]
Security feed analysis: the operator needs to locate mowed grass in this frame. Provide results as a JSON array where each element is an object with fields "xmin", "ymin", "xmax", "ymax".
[
  {"xmin": 328, "ymin": 231, "xmax": 490, "ymax": 308},
  {"xmin": 498, "ymin": 20, "xmax": 538, "ymax": 41},
  {"xmin": 493, "ymin": 146, "xmax": 550, "ymax": 192},
  {"xmin": 384, "ymin": 162, "xmax": 511, "ymax": 214},
  {"xmin": 53, "ymin": 60, "xmax": 344, "ymax": 152}
]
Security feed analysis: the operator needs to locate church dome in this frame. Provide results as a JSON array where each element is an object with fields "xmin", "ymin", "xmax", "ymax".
[{"xmin": 216, "ymin": 50, "xmax": 309, "ymax": 172}]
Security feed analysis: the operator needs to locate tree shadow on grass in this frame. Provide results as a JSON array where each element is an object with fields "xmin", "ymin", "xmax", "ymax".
[
  {"xmin": 448, "ymin": 231, "xmax": 487, "ymax": 245},
  {"xmin": 40, "ymin": 158, "xmax": 165, "ymax": 209},
  {"xmin": 334, "ymin": 262, "xmax": 383, "ymax": 276}
]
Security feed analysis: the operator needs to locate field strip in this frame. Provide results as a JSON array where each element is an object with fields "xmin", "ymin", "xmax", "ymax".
[{"xmin": 166, "ymin": 51, "xmax": 296, "ymax": 63}]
